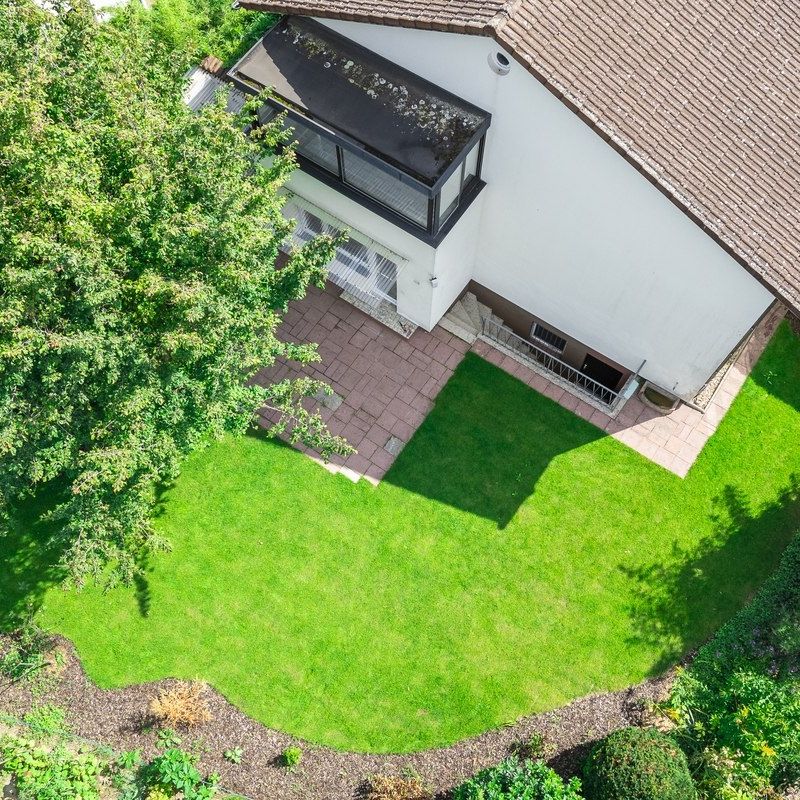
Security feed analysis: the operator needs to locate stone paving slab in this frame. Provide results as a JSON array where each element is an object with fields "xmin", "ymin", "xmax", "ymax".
[{"xmin": 252, "ymin": 283, "xmax": 470, "ymax": 483}]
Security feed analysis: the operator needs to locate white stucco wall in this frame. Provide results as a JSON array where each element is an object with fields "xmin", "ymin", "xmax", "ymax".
[
  {"xmin": 311, "ymin": 18, "xmax": 774, "ymax": 398},
  {"xmin": 429, "ymin": 191, "xmax": 486, "ymax": 325}
]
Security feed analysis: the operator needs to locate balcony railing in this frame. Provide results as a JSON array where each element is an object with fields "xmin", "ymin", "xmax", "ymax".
[{"xmin": 480, "ymin": 316, "xmax": 642, "ymax": 410}]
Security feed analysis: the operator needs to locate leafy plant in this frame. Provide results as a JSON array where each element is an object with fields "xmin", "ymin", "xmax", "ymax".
[
  {"xmin": 150, "ymin": 681, "xmax": 212, "ymax": 728},
  {"xmin": 582, "ymin": 727, "xmax": 695, "ymax": 800},
  {"xmin": 117, "ymin": 749, "xmax": 144, "ymax": 770},
  {"xmin": 366, "ymin": 773, "xmax": 433, "ymax": 800},
  {"xmin": 157, "ymin": 728, "xmax": 182, "ymax": 748},
  {"xmin": 0, "ymin": 618, "xmax": 54, "ymax": 686},
  {"xmin": 281, "ymin": 745, "xmax": 302, "ymax": 770},
  {"xmin": 141, "ymin": 747, "xmax": 219, "ymax": 799},
  {"xmin": 511, "ymin": 732, "xmax": 550, "ymax": 761},
  {"xmin": 0, "ymin": 734, "xmax": 102, "ymax": 800},
  {"xmin": 111, "ymin": 749, "xmax": 144, "ymax": 800},
  {"xmin": 224, "ymin": 746, "xmax": 243, "ymax": 764},
  {"xmin": 452, "ymin": 757, "xmax": 583, "ymax": 800},
  {"xmin": 22, "ymin": 704, "xmax": 69, "ymax": 737}
]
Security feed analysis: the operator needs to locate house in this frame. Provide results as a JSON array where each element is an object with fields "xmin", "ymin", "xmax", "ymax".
[{"xmin": 216, "ymin": 1, "xmax": 799, "ymax": 412}]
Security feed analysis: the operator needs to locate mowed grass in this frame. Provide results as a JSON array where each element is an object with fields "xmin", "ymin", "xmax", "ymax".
[{"xmin": 4, "ymin": 323, "xmax": 800, "ymax": 753}]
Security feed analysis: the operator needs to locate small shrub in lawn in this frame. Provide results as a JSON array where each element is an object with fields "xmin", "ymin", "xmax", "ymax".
[
  {"xmin": 365, "ymin": 773, "xmax": 433, "ymax": 800},
  {"xmin": 582, "ymin": 727, "xmax": 696, "ymax": 800},
  {"xmin": 452, "ymin": 757, "xmax": 583, "ymax": 800},
  {"xmin": 281, "ymin": 745, "xmax": 302, "ymax": 770},
  {"xmin": 23, "ymin": 704, "xmax": 69, "ymax": 736},
  {"xmin": 150, "ymin": 681, "xmax": 212, "ymax": 728}
]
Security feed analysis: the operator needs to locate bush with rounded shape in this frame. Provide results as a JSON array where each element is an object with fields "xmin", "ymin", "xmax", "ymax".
[{"xmin": 583, "ymin": 727, "xmax": 696, "ymax": 800}]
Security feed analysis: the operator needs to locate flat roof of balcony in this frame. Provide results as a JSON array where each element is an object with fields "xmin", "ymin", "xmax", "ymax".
[{"xmin": 228, "ymin": 16, "xmax": 490, "ymax": 187}]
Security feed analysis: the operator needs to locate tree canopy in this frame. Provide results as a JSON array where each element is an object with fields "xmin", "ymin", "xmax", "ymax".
[{"xmin": 0, "ymin": 0, "xmax": 347, "ymax": 586}]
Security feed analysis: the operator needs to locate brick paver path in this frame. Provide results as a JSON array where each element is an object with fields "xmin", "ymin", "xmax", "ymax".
[{"xmin": 253, "ymin": 283, "xmax": 470, "ymax": 483}]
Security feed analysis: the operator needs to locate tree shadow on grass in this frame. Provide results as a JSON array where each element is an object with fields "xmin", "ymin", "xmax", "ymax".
[
  {"xmin": 749, "ymin": 320, "xmax": 800, "ymax": 412},
  {"xmin": 622, "ymin": 475, "xmax": 800, "ymax": 675},
  {"xmin": 383, "ymin": 353, "xmax": 605, "ymax": 527},
  {"xmin": 133, "ymin": 553, "xmax": 153, "ymax": 618},
  {"xmin": 0, "ymin": 486, "xmax": 69, "ymax": 632}
]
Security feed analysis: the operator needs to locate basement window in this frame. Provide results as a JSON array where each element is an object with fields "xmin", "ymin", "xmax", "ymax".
[{"xmin": 531, "ymin": 322, "xmax": 567, "ymax": 354}]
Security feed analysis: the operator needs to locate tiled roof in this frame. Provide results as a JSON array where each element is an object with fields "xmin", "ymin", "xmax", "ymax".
[
  {"xmin": 240, "ymin": 0, "xmax": 800, "ymax": 311},
  {"xmin": 240, "ymin": 1, "xmax": 511, "ymax": 32}
]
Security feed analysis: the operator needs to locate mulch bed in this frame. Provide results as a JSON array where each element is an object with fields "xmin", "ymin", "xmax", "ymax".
[{"xmin": 0, "ymin": 636, "xmax": 675, "ymax": 799}]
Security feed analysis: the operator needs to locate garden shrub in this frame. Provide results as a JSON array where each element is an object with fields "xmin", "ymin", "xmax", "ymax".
[
  {"xmin": 365, "ymin": 773, "xmax": 433, "ymax": 800},
  {"xmin": 0, "ymin": 734, "xmax": 102, "ymax": 800},
  {"xmin": 281, "ymin": 744, "xmax": 302, "ymax": 769},
  {"xmin": 150, "ymin": 680, "xmax": 212, "ymax": 727},
  {"xmin": 0, "ymin": 619, "xmax": 55, "ymax": 686},
  {"xmin": 114, "ymin": 0, "xmax": 278, "ymax": 69},
  {"xmin": 452, "ymin": 757, "xmax": 583, "ymax": 800},
  {"xmin": 23, "ymin": 704, "xmax": 69, "ymax": 737},
  {"xmin": 141, "ymin": 747, "xmax": 219, "ymax": 799},
  {"xmin": 582, "ymin": 727, "xmax": 695, "ymax": 800},
  {"xmin": 668, "ymin": 669, "xmax": 800, "ymax": 799},
  {"xmin": 663, "ymin": 533, "xmax": 800, "ymax": 799}
]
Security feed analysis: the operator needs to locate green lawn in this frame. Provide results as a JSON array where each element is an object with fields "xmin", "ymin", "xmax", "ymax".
[{"xmin": 3, "ymin": 323, "xmax": 800, "ymax": 753}]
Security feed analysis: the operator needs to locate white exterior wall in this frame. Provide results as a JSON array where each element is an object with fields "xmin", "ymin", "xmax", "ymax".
[{"xmin": 310, "ymin": 19, "xmax": 774, "ymax": 398}]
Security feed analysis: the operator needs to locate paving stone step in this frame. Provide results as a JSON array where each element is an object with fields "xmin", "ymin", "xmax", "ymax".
[
  {"xmin": 461, "ymin": 292, "xmax": 483, "ymax": 329},
  {"xmin": 448, "ymin": 301, "xmax": 479, "ymax": 331},
  {"xmin": 440, "ymin": 313, "xmax": 478, "ymax": 343}
]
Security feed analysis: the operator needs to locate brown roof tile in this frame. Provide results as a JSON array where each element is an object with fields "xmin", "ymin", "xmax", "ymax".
[{"xmin": 240, "ymin": 0, "xmax": 800, "ymax": 311}]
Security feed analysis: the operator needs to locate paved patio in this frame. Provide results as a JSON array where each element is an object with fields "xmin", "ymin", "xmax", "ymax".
[
  {"xmin": 255, "ymin": 283, "xmax": 784, "ymax": 482},
  {"xmin": 253, "ymin": 283, "xmax": 470, "ymax": 484}
]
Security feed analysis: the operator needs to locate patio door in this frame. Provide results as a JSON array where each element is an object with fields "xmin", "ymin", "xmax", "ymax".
[{"xmin": 282, "ymin": 194, "xmax": 403, "ymax": 310}]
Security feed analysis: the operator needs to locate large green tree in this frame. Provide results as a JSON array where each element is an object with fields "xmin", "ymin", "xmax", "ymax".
[{"xmin": 0, "ymin": 0, "xmax": 347, "ymax": 586}]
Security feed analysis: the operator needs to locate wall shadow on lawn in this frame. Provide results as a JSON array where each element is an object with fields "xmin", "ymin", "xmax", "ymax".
[
  {"xmin": 0, "ymin": 486, "xmax": 69, "ymax": 632},
  {"xmin": 622, "ymin": 475, "xmax": 800, "ymax": 676},
  {"xmin": 382, "ymin": 353, "xmax": 605, "ymax": 528}
]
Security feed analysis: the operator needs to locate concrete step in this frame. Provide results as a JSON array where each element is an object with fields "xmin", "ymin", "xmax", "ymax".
[
  {"xmin": 461, "ymin": 292, "xmax": 483, "ymax": 329},
  {"xmin": 476, "ymin": 300, "xmax": 492, "ymax": 321},
  {"xmin": 486, "ymin": 313, "xmax": 505, "ymax": 331},
  {"xmin": 448, "ymin": 301, "xmax": 479, "ymax": 332},
  {"xmin": 440, "ymin": 314, "xmax": 477, "ymax": 343}
]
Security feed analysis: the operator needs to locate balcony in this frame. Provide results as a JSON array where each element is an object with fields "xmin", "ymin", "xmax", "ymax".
[{"xmin": 227, "ymin": 16, "xmax": 491, "ymax": 244}]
